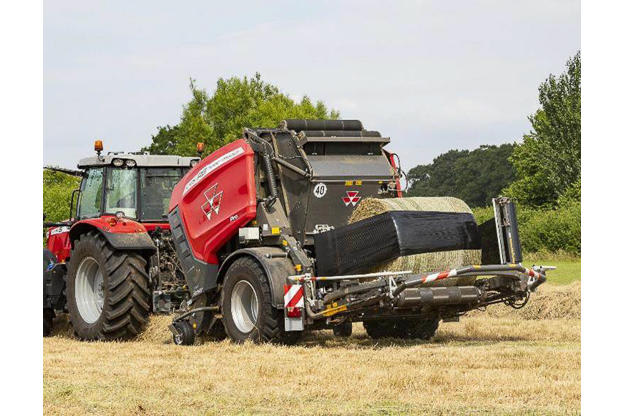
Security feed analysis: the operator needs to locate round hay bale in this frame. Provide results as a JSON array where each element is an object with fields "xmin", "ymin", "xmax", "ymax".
[{"xmin": 349, "ymin": 196, "xmax": 481, "ymax": 286}]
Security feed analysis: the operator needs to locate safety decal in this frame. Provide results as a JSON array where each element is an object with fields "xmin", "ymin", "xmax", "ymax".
[
  {"xmin": 183, "ymin": 147, "xmax": 244, "ymax": 196},
  {"xmin": 201, "ymin": 184, "xmax": 223, "ymax": 220},
  {"xmin": 313, "ymin": 183, "xmax": 327, "ymax": 198},
  {"xmin": 342, "ymin": 191, "xmax": 361, "ymax": 207},
  {"xmin": 48, "ymin": 226, "xmax": 70, "ymax": 237}
]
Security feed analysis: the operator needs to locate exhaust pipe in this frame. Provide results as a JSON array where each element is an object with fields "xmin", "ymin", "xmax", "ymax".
[{"xmin": 395, "ymin": 286, "xmax": 483, "ymax": 308}]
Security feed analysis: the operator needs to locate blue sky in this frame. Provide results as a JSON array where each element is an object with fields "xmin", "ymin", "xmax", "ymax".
[{"xmin": 44, "ymin": 0, "xmax": 580, "ymax": 170}]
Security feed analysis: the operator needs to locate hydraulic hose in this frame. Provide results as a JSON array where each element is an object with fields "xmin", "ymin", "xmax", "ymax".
[{"xmin": 262, "ymin": 152, "xmax": 278, "ymax": 208}]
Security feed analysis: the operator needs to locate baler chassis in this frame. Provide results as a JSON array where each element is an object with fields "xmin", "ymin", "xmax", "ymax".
[{"xmin": 287, "ymin": 263, "xmax": 549, "ymax": 326}]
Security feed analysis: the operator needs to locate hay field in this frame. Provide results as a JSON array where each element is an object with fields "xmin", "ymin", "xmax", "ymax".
[{"xmin": 44, "ymin": 283, "xmax": 580, "ymax": 415}]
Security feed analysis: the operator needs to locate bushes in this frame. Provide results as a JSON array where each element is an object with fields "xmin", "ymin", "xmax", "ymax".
[
  {"xmin": 472, "ymin": 201, "xmax": 581, "ymax": 256},
  {"xmin": 43, "ymin": 170, "xmax": 81, "ymax": 223}
]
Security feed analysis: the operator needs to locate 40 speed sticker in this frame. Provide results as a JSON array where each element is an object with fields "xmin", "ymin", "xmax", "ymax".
[{"xmin": 313, "ymin": 183, "xmax": 327, "ymax": 198}]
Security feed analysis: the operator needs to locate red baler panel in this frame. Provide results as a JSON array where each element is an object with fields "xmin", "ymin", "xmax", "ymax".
[{"xmin": 169, "ymin": 139, "xmax": 256, "ymax": 264}]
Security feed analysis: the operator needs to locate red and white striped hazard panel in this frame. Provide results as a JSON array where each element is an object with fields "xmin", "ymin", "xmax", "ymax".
[{"xmin": 283, "ymin": 284, "xmax": 304, "ymax": 331}]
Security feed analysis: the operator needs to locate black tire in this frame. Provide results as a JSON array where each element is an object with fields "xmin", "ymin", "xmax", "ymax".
[
  {"xmin": 221, "ymin": 257, "xmax": 301, "ymax": 344},
  {"xmin": 172, "ymin": 320, "xmax": 195, "ymax": 345},
  {"xmin": 66, "ymin": 231, "xmax": 151, "ymax": 341},
  {"xmin": 333, "ymin": 321, "xmax": 353, "ymax": 337},
  {"xmin": 398, "ymin": 318, "xmax": 440, "ymax": 340},
  {"xmin": 363, "ymin": 317, "xmax": 440, "ymax": 340},
  {"xmin": 363, "ymin": 320, "xmax": 398, "ymax": 339},
  {"xmin": 43, "ymin": 308, "xmax": 54, "ymax": 337}
]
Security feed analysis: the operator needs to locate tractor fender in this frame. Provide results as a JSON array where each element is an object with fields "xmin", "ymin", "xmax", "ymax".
[
  {"xmin": 69, "ymin": 218, "xmax": 156, "ymax": 253},
  {"xmin": 217, "ymin": 247, "xmax": 295, "ymax": 309}
]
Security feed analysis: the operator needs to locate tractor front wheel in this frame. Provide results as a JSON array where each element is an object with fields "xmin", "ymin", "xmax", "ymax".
[
  {"xmin": 66, "ymin": 231, "xmax": 151, "ymax": 341},
  {"xmin": 221, "ymin": 257, "xmax": 300, "ymax": 344}
]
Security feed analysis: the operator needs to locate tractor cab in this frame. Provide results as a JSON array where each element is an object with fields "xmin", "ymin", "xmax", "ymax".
[{"xmin": 75, "ymin": 150, "xmax": 200, "ymax": 224}]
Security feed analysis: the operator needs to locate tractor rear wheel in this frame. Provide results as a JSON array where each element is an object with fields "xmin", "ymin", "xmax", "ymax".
[
  {"xmin": 66, "ymin": 231, "xmax": 151, "ymax": 341},
  {"xmin": 221, "ymin": 257, "xmax": 300, "ymax": 344}
]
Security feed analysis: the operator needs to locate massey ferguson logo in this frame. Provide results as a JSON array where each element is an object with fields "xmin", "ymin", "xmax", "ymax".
[
  {"xmin": 342, "ymin": 191, "xmax": 361, "ymax": 207},
  {"xmin": 201, "ymin": 184, "xmax": 223, "ymax": 220}
]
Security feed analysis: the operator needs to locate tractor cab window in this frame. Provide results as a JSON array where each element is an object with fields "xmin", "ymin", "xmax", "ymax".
[
  {"xmin": 139, "ymin": 168, "xmax": 184, "ymax": 221},
  {"xmin": 105, "ymin": 168, "xmax": 138, "ymax": 218},
  {"xmin": 77, "ymin": 168, "xmax": 104, "ymax": 219}
]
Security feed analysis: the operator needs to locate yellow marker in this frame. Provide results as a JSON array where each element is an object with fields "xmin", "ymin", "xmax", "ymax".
[
  {"xmin": 322, "ymin": 304, "xmax": 347, "ymax": 317},
  {"xmin": 295, "ymin": 264, "xmax": 302, "ymax": 272},
  {"xmin": 192, "ymin": 322, "xmax": 197, "ymax": 329},
  {"xmin": 345, "ymin": 180, "xmax": 353, "ymax": 186},
  {"xmin": 378, "ymin": 180, "xmax": 383, "ymax": 184},
  {"xmin": 282, "ymin": 240, "xmax": 288, "ymax": 247},
  {"xmin": 355, "ymin": 180, "xmax": 362, "ymax": 185},
  {"xmin": 272, "ymin": 227, "xmax": 280, "ymax": 235}
]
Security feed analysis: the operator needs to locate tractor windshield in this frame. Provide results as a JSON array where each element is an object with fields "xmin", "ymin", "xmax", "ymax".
[
  {"xmin": 104, "ymin": 168, "xmax": 138, "ymax": 218},
  {"xmin": 139, "ymin": 168, "xmax": 185, "ymax": 221}
]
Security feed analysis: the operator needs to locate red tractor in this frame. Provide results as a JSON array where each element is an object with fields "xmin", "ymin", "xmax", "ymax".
[{"xmin": 43, "ymin": 141, "xmax": 200, "ymax": 339}]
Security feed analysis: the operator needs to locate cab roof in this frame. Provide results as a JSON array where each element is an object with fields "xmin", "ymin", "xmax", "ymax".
[{"xmin": 77, "ymin": 153, "xmax": 199, "ymax": 169}]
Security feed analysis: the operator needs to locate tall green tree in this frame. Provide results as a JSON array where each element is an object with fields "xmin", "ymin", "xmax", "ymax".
[
  {"xmin": 406, "ymin": 144, "xmax": 516, "ymax": 207},
  {"xmin": 505, "ymin": 51, "xmax": 581, "ymax": 207},
  {"xmin": 144, "ymin": 73, "xmax": 339, "ymax": 156}
]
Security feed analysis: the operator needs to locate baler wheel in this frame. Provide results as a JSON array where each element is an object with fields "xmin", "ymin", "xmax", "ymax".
[
  {"xmin": 66, "ymin": 231, "xmax": 151, "ymax": 341},
  {"xmin": 399, "ymin": 318, "xmax": 440, "ymax": 340},
  {"xmin": 221, "ymin": 257, "xmax": 301, "ymax": 344},
  {"xmin": 172, "ymin": 320, "xmax": 195, "ymax": 346},
  {"xmin": 363, "ymin": 317, "xmax": 440, "ymax": 340},
  {"xmin": 333, "ymin": 321, "xmax": 353, "ymax": 337},
  {"xmin": 363, "ymin": 320, "xmax": 397, "ymax": 339}
]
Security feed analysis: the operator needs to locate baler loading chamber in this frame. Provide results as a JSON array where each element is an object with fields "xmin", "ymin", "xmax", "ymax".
[{"xmin": 248, "ymin": 120, "xmax": 400, "ymax": 245}]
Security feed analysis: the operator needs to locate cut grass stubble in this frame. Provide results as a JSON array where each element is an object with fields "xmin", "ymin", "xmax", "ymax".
[{"xmin": 44, "ymin": 283, "xmax": 580, "ymax": 415}]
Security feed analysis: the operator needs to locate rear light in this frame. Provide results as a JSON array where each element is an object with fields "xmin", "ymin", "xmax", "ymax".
[{"xmin": 286, "ymin": 306, "xmax": 302, "ymax": 318}]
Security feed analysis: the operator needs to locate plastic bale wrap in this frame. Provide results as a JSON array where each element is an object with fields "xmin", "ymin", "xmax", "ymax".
[{"xmin": 349, "ymin": 196, "xmax": 482, "ymax": 286}]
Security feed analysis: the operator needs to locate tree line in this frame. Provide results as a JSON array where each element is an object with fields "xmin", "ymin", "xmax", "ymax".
[
  {"xmin": 46, "ymin": 52, "xmax": 580, "ymax": 226},
  {"xmin": 143, "ymin": 52, "xmax": 580, "ymax": 210}
]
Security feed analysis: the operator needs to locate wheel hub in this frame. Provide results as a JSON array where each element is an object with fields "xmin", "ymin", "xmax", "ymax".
[
  {"xmin": 75, "ymin": 257, "xmax": 104, "ymax": 324},
  {"xmin": 230, "ymin": 280, "xmax": 259, "ymax": 334}
]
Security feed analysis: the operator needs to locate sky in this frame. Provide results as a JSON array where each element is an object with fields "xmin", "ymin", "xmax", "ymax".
[{"xmin": 44, "ymin": 0, "xmax": 580, "ymax": 170}]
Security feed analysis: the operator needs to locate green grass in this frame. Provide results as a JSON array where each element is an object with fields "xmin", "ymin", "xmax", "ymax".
[{"xmin": 523, "ymin": 253, "xmax": 581, "ymax": 285}]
